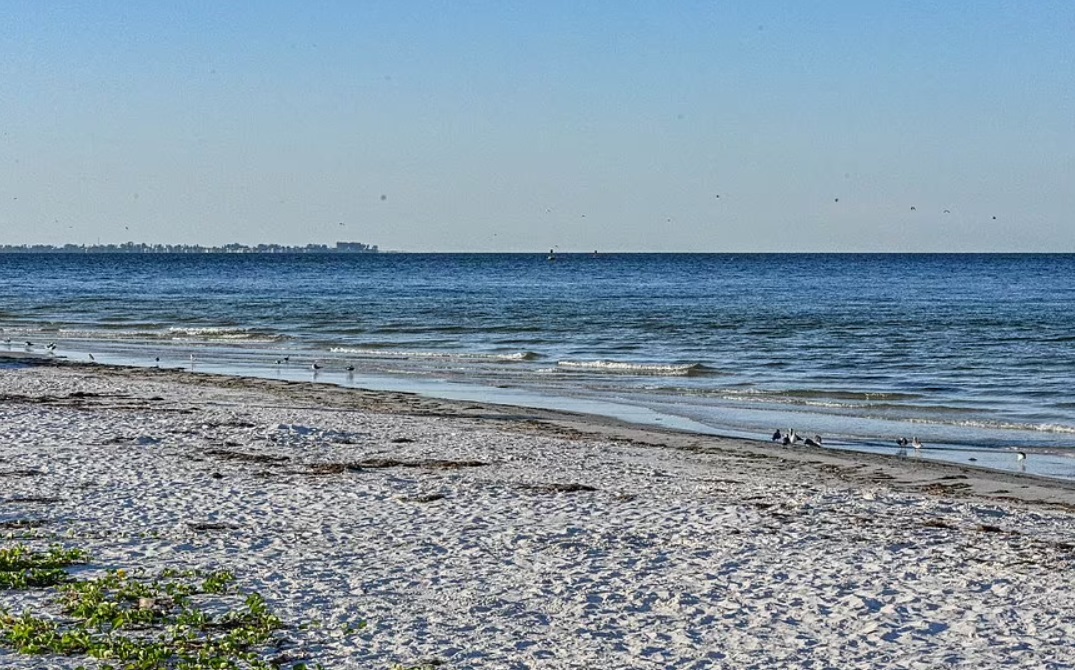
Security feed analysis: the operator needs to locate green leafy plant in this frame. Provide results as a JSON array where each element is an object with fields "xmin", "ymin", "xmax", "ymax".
[
  {"xmin": 0, "ymin": 545, "xmax": 314, "ymax": 669},
  {"xmin": 0, "ymin": 544, "xmax": 87, "ymax": 589}
]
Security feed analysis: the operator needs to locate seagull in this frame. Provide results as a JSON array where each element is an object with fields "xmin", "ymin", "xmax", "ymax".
[
  {"xmin": 911, "ymin": 437, "xmax": 923, "ymax": 451},
  {"xmin": 46, "ymin": 342, "xmax": 56, "ymax": 353},
  {"xmin": 782, "ymin": 429, "xmax": 798, "ymax": 446},
  {"xmin": 943, "ymin": 209, "xmax": 951, "ymax": 214},
  {"xmin": 283, "ymin": 356, "xmax": 290, "ymax": 364},
  {"xmin": 896, "ymin": 437, "xmax": 909, "ymax": 448},
  {"xmin": 771, "ymin": 429, "xmax": 783, "ymax": 442},
  {"xmin": 25, "ymin": 341, "xmax": 33, "ymax": 348},
  {"xmin": 311, "ymin": 362, "xmax": 322, "ymax": 372},
  {"xmin": 803, "ymin": 434, "xmax": 823, "ymax": 448},
  {"xmin": 1017, "ymin": 451, "xmax": 1027, "ymax": 465},
  {"xmin": 345, "ymin": 364, "xmax": 355, "ymax": 372}
]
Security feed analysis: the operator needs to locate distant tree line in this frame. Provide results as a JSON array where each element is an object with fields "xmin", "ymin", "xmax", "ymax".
[{"xmin": 0, "ymin": 241, "xmax": 379, "ymax": 254}]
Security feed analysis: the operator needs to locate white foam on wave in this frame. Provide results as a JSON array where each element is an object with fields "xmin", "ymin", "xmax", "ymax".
[
  {"xmin": 329, "ymin": 347, "xmax": 537, "ymax": 363},
  {"xmin": 167, "ymin": 326, "xmax": 281, "ymax": 342},
  {"xmin": 905, "ymin": 417, "xmax": 1075, "ymax": 434},
  {"xmin": 556, "ymin": 360, "xmax": 707, "ymax": 376}
]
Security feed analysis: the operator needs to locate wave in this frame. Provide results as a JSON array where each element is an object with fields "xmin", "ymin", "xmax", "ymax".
[
  {"xmin": 329, "ymin": 347, "xmax": 539, "ymax": 363},
  {"xmin": 556, "ymin": 360, "xmax": 711, "ymax": 376},
  {"xmin": 778, "ymin": 389, "xmax": 924, "ymax": 402},
  {"xmin": 905, "ymin": 418, "xmax": 1075, "ymax": 435},
  {"xmin": 166, "ymin": 326, "xmax": 282, "ymax": 342}
]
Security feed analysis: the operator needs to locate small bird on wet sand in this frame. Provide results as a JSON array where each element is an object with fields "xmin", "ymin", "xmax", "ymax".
[
  {"xmin": 783, "ymin": 430, "xmax": 799, "ymax": 446},
  {"xmin": 911, "ymin": 437, "xmax": 923, "ymax": 451},
  {"xmin": 1016, "ymin": 452, "xmax": 1027, "ymax": 469},
  {"xmin": 897, "ymin": 437, "xmax": 909, "ymax": 448},
  {"xmin": 803, "ymin": 434, "xmax": 823, "ymax": 448},
  {"xmin": 311, "ymin": 362, "xmax": 322, "ymax": 372},
  {"xmin": 772, "ymin": 429, "xmax": 783, "ymax": 442}
]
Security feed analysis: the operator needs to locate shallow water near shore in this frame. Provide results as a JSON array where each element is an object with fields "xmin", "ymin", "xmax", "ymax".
[{"xmin": 3, "ymin": 253, "xmax": 1074, "ymax": 478}]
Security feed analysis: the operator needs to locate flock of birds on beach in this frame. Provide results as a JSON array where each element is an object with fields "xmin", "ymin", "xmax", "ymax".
[
  {"xmin": 771, "ymin": 427, "xmax": 1028, "ymax": 468},
  {"xmin": 3, "ymin": 338, "xmax": 1033, "ymax": 470}
]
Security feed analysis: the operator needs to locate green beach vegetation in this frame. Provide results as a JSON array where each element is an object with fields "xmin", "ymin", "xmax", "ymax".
[{"xmin": 0, "ymin": 543, "xmax": 321, "ymax": 669}]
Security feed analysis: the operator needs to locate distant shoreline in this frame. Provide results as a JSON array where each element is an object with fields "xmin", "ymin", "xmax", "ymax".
[
  {"xmin": 0, "ymin": 241, "xmax": 378, "ymax": 254},
  {"xmin": 3, "ymin": 248, "xmax": 1075, "ymax": 255}
]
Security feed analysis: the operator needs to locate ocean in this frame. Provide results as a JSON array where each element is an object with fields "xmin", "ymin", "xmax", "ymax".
[{"xmin": 3, "ymin": 252, "xmax": 1074, "ymax": 478}]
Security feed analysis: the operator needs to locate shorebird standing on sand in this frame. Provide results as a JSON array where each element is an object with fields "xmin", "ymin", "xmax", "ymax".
[
  {"xmin": 783, "ymin": 430, "xmax": 798, "ymax": 446},
  {"xmin": 803, "ymin": 434, "xmax": 823, "ymax": 448},
  {"xmin": 1017, "ymin": 451, "xmax": 1027, "ymax": 471},
  {"xmin": 772, "ymin": 429, "xmax": 783, "ymax": 442},
  {"xmin": 911, "ymin": 437, "xmax": 923, "ymax": 453},
  {"xmin": 311, "ymin": 361, "xmax": 322, "ymax": 373}
]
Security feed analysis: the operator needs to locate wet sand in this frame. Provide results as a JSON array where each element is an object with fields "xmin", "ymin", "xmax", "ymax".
[{"xmin": 3, "ymin": 356, "xmax": 1074, "ymax": 668}]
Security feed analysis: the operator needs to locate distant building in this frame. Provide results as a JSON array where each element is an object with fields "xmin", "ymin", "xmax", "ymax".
[{"xmin": 335, "ymin": 241, "xmax": 378, "ymax": 253}]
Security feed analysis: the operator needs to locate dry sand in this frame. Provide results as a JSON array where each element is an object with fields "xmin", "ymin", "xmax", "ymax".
[{"xmin": 2, "ymin": 357, "xmax": 1075, "ymax": 669}]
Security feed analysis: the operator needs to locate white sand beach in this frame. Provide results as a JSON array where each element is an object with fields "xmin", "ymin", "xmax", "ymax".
[{"xmin": 3, "ymin": 358, "xmax": 1075, "ymax": 669}]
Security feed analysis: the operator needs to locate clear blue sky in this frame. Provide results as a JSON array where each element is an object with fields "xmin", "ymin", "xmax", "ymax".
[{"xmin": 1, "ymin": 1, "xmax": 1072, "ymax": 251}]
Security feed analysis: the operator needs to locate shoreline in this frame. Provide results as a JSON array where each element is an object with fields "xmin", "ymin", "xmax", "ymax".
[
  {"xmin": 3, "ymin": 356, "xmax": 1075, "ymax": 667},
  {"xmin": 9, "ymin": 352, "xmax": 1075, "ymax": 505}
]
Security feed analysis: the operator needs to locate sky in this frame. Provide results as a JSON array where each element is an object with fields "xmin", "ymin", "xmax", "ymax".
[{"xmin": 0, "ymin": 1, "xmax": 1072, "ymax": 252}]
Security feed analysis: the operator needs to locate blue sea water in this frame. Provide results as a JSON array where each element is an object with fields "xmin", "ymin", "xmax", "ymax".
[{"xmin": 3, "ymin": 253, "xmax": 1075, "ymax": 478}]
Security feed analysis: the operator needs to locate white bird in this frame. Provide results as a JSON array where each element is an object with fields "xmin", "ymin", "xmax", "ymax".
[
  {"xmin": 911, "ymin": 437, "xmax": 923, "ymax": 450},
  {"xmin": 782, "ymin": 429, "xmax": 798, "ymax": 446}
]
